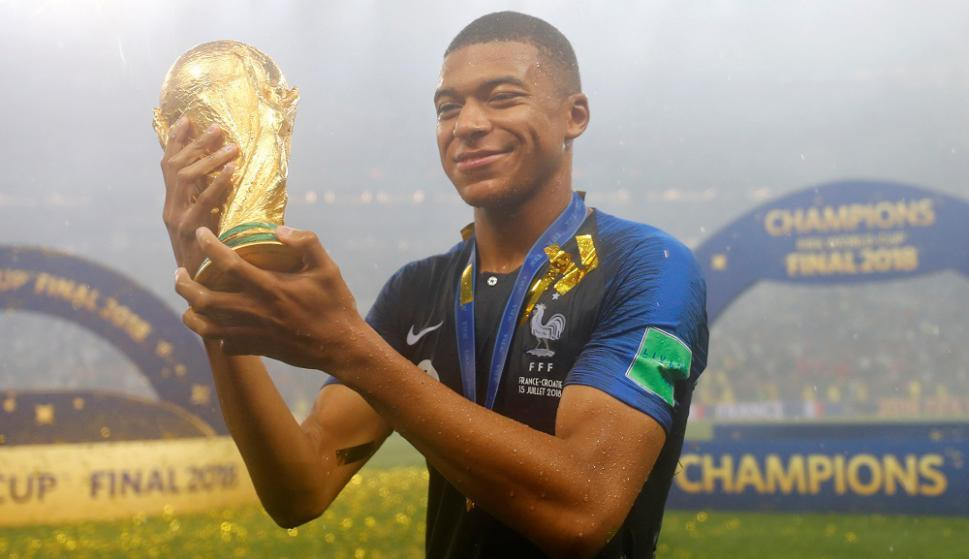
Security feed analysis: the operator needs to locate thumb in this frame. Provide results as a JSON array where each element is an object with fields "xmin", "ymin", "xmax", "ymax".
[{"xmin": 276, "ymin": 226, "xmax": 331, "ymax": 270}]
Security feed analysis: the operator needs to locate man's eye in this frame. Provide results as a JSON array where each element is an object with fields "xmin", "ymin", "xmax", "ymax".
[
  {"xmin": 436, "ymin": 104, "xmax": 460, "ymax": 118},
  {"xmin": 490, "ymin": 92, "xmax": 520, "ymax": 103}
]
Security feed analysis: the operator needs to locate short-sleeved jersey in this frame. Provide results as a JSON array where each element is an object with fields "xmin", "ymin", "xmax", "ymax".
[{"xmin": 343, "ymin": 208, "xmax": 708, "ymax": 558}]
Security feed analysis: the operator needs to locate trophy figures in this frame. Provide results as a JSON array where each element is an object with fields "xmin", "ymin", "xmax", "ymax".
[{"xmin": 152, "ymin": 40, "xmax": 302, "ymax": 289}]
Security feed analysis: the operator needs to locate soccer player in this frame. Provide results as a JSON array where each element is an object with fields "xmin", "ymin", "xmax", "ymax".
[{"xmin": 161, "ymin": 11, "xmax": 708, "ymax": 559}]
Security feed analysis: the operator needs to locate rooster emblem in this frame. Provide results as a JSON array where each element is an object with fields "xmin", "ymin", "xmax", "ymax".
[{"xmin": 527, "ymin": 304, "xmax": 566, "ymax": 357}]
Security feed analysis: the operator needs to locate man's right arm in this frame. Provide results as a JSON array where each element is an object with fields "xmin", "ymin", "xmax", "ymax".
[
  {"xmin": 159, "ymin": 116, "xmax": 391, "ymax": 528},
  {"xmin": 203, "ymin": 339, "xmax": 392, "ymax": 528}
]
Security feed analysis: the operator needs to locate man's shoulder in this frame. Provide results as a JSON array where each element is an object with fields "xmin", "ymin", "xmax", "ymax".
[{"xmin": 592, "ymin": 209, "xmax": 699, "ymax": 273}]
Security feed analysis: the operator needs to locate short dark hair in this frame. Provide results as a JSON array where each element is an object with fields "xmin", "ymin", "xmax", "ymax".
[{"xmin": 445, "ymin": 11, "xmax": 581, "ymax": 94}]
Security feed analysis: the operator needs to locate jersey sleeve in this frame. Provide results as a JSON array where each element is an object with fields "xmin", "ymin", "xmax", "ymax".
[
  {"xmin": 364, "ymin": 266, "xmax": 409, "ymax": 354},
  {"xmin": 565, "ymin": 236, "xmax": 708, "ymax": 433}
]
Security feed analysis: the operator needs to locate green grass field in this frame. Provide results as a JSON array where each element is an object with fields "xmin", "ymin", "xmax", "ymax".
[{"xmin": 2, "ymin": 435, "xmax": 967, "ymax": 558}]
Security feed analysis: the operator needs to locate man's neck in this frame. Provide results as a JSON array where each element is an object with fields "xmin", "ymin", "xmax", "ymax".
[{"xmin": 473, "ymin": 178, "xmax": 572, "ymax": 274}]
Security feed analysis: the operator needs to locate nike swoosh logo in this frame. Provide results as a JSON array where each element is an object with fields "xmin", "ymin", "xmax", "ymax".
[{"xmin": 407, "ymin": 321, "xmax": 444, "ymax": 346}]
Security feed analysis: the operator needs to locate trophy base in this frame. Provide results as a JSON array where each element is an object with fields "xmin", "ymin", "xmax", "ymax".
[{"xmin": 194, "ymin": 223, "xmax": 303, "ymax": 291}]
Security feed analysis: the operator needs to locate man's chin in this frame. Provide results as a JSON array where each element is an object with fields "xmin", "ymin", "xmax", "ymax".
[{"xmin": 455, "ymin": 179, "xmax": 527, "ymax": 210}]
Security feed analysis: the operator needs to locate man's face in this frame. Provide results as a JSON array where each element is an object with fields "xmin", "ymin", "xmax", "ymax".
[{"xmin": 435, "ymin": 41, "xmax": 574, "ymax": 209}]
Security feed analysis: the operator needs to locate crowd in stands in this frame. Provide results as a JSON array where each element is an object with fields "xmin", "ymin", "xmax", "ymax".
[{"xmin": 694, "ymin": 275, "xmax": 969, "ymax": 420}]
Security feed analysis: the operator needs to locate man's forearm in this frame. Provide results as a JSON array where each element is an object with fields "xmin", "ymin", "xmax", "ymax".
[
  {"xmin": 335, "ymin": 332, "xmax": 643, "ymax": 557},
  {"xmin": 202, "ymin": 339, "xmax": 330, "ymax": 522}
]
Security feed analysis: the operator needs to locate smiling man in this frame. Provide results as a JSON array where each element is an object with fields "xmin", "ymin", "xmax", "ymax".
[{"xmin": 161, "ymin": 11, "xmax": 707, "ymax": 559}]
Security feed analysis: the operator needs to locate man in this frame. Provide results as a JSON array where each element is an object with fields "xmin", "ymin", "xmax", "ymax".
[{"xmin": 161, "ymin": 11, "xmax": 707, "ymax": 559}]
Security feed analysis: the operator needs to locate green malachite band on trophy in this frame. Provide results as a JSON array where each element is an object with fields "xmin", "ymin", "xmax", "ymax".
[
  {"xmin": 218, "ymin": 222, "xmax": 279, "ymax": 242},
  {"xmin": 225, "ymin": 233, "xmax": 279, "ymax": 248},
  {"xmin": 195, "ymin": 222, "xmax": 286, "ymax": 285}
]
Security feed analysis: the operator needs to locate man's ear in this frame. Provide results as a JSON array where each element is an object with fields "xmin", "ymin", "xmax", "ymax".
[{"xmin": 564, "ymin": 93, "xmax": 590, "ymax": 143}]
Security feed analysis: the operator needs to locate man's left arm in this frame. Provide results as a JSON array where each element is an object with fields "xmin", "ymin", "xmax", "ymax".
[{"xmin": 350, "ymin": 350, "xmax": 666, "ymax": 559}]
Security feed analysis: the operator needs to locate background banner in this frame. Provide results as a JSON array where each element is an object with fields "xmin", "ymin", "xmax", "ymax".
[
  {"xmin": 694, "ymin": 180, "xmax": 969, "ymax": 322},
  {"xmin": 667, "ymin": 423, "xmax": 968, "ymax": 515},
  {"xmin": 682, "ymin": 180, "xmax": 969, "ymax": 514},
  {"xmin": 0, "ymin": 437, "xmax": 254, "ymax": 526},
  {"xmin": 0, "ymin": 245, "xmax": 223, "ymax": 440},
  {"xmin": 0, "ymin": 246, "xmax": 253, "ymax": 525}
]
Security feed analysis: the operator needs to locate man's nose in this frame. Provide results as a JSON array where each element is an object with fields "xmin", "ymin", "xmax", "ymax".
[{"xmin": 452, "ymin": 100, "xmax": 491, "ymax": 141}]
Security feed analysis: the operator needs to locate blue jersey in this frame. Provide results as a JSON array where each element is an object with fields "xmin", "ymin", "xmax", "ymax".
[{"xmin": 347, "ymin": 208, "xmax": 708, "ymax": 558}]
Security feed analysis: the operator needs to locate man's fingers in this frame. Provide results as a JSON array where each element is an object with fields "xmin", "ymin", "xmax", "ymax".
[
  {"xmin": 162, "ymin": 116, "xmax": 192, "ymax": 164},
  {"xmin": 177, "ymin": 269, "xmax": 270, "ymax": 346},
  {"xmin": 181, "ymin": 307, "xmax": 251, "ymax": 338},
  {"xmin": 276, "ymin": 226, "xmax": 332, "ymax": 270},
  {"xmin": 161, "ymin": 116, "xmax": 191, "ymax": 207},
  {"xmin": 170, "ymin": 125, "xmax": 225, "ymax": 168},
  {"xmin": 176, "ymin": 266, "xmax": 235, "ymax": 315},
  {"xmin": 165, "ymin": 125, "xmax": 225, "ymax": 211},
  {"xmin": 174, "ymin": 266, "xmax": 204, "ymax": 302},
  {"xmin": 182, "ymin": 308, "xmax": 265, "ymax": 354},
  {"xmin": 178, "ymin": 143, "xmax": 239, "ymax": 185},
  {"xmin": 175, "ymin": 267, "xmax": 222, "ymax": 316},
  {"xmin": 195, "ymin": 227, "xmax": 274, "ymax": 288},
  {"xmin": 182, "ymin": 307, "xmax": 221, "ymax": 339},
  {"xmin": 186, "ymin": 163, "xmax": 235, "ymax": 226}
]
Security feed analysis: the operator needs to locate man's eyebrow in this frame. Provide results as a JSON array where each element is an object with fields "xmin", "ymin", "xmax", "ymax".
[
  {"xmin": 433, "ymin": 87, "xmax": 457, "ymax": 104},
  {"xmin": 434, "ymin": 76, "xmax": 528, "ymax": 104}
]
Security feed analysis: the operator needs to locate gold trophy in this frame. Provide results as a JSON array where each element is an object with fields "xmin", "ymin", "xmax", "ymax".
[{"xmin": 153, "ymin": 40, "xmax": 302, "ymax": 289}]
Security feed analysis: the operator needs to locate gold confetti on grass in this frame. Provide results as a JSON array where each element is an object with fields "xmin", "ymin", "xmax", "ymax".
[{"xmin": 658, "ymin": 511, "xmax": 969, "ymax": 558}]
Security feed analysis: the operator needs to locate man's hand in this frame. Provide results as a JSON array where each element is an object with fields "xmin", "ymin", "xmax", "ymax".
[
  {"xmin": 175, "ymin": 226, "xmax": 366, "ymax": 371},
  {"xmin": 160, "ymin": 116, "xmax": 240, "ymax": 274}
]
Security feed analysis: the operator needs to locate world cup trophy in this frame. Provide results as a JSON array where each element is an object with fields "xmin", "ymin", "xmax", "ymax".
[{"xmin": 152, "ymin": 40, "xmax": 302, "ymax": 289}]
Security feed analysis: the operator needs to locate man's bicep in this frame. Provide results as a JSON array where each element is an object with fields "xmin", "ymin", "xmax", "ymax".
[{"xmin": 555, "ymin": 385, "xmax": 666, "ymax": 512}]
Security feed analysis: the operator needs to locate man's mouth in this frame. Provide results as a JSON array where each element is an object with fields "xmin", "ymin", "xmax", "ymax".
[{"xmin": 454, "ymin": 149, "xmax": 510, "ymax": 171}]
